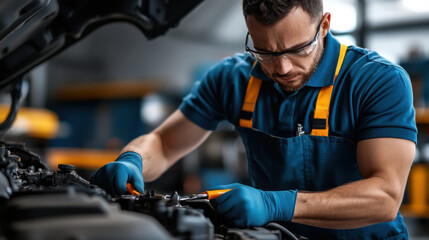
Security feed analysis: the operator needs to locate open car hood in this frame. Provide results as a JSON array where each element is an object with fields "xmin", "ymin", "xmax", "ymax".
[{"xmin": 0, "ymin": 0, "xmax": 204, "ymax": 89}]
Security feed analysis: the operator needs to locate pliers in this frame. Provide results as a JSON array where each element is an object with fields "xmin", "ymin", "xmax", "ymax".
[
  {"xmin": 126, "ymin": 183, "xmax": 231, "ymax": 201},
  {"xmin": 164, "ymin": 189, "xmax": 232, "ymax": 201}
]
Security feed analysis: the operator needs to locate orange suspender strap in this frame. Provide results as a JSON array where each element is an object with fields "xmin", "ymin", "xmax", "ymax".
[
  {"xmin": 310, "ymin": 44, "xmax": 348, "ymax": 136},
  {"xmin": 239, "ymin": 75, "xmax": 263, "ymax": 128}
]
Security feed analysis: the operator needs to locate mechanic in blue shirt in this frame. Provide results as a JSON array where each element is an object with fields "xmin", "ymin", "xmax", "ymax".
[{"xmin": 91, "ymin": 0, "xmax": 417, "ymax": 239}]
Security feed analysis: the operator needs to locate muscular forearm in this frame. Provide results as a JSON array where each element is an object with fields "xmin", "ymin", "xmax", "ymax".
[
  {"xmin": 292, "ymin": 176, "xmax": 403, "ymax": 229},
  {"xmin": 121, "ymin": 133, "xmax": 171, "ymax": 182},
  {"xmin": 119, "ymin": 110, "xmax": 211, "ymax": 182}
]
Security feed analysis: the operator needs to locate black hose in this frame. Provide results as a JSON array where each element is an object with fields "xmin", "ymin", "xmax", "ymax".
[
  {"xmin": 0, "ymin": 80, "xmax": 22, "ymax": 136},
  {"xmin": 265, "ymin": 222, "xmax": 299, "ymax": 240}
]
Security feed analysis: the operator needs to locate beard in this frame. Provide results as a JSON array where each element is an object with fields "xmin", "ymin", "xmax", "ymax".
[{"xmin": 261, "ymin": 40, "xmax": 324, "ymax": 93}]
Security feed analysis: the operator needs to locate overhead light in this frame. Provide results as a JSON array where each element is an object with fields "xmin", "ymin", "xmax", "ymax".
[
  {"xmin": 140, "ymin": 94, "xmax": 174, "ymax": 128},
  {"xmin": 402, "ymin": 0, "xmax": 429, "ymax": 12}
]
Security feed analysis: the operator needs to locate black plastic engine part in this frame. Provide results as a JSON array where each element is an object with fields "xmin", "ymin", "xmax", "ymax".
[
  {"xmin": 3, "ymin": 189, "xmax": 171, "ymax": 240},
  {"xmin": 117, "ymin": 192, "xmax": 214, "ymax": 240}
]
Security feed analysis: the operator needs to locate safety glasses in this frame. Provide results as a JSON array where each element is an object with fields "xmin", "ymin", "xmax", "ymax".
[{"xmin": 245, "ymin": 20, "xmax": 322, "ymax": 63}]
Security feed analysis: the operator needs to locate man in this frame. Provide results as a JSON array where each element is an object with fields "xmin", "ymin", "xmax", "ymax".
[{"xmin": 91, "ymin": 0, "xmax": 417, "ymax": 239}]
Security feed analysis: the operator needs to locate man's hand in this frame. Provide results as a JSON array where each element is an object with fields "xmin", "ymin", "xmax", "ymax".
[
  {"xmin": 212, "ymin": 183, "xmax": 297, "ymax": 227},
  {"xmin": 90, "ymin": 151, "xmax": 144, "ymax": 196}
]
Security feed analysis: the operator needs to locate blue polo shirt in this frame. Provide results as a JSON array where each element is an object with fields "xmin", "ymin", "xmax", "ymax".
[{"xmin": 179, "ymin": 32, "xmax": 417, "ymax": 144}]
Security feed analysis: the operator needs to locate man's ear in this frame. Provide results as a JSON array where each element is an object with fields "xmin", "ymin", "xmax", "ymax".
[{"xmin": 321, "ymin": 12, "xmax": 331, "ymax": 38}]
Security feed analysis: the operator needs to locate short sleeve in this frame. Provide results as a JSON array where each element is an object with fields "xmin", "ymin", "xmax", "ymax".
[
  {"xmin": 179, "ymin": 65, "xmax": 225, "ymax": 130},
  {"xmin": 356, "ymin": 64, "xmax": 417, "ymax": 144},
  {"xmin": 179, "ymin": 54, "xmax": 253, "ymax": 130}
]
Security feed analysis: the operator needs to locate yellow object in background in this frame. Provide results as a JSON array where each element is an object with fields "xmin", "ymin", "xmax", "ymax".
[
  {"xmin": 47, "ymin": 148, "xmax": 119, "ymax": 170},
  {"xmin": 401, "ymin": 163, "xmax": 429, "ymax": 218},
  {"xmin": 0, "ymin": 105, "xmax": 59, "ymax": 139}
]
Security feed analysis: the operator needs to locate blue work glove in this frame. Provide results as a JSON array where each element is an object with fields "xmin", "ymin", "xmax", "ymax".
[
  {"xmin": 90, "ymin": 151, "xmax": 144, "ymax": 196},
  {"xmin": 212, "ymin": 183, "xmax": 297, "ymax": 227}
]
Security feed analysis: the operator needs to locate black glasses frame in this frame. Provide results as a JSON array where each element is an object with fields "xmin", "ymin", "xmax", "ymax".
[{"xmin": 245, "ymin": 20, "xmax": 323, "ymax": 57}]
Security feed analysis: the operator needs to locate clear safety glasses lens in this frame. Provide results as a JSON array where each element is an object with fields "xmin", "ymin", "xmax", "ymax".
[
  {"xmin": 246, "ymin": 39, "xmax": 318, "ymax": 63},
  {"xmin": 245, "ymin": 20, "xmax": 321, "ymax": 63}
]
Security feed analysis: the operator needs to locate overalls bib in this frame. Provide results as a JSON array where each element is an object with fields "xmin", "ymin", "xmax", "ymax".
[{"xmin": 236, "ymin": 44, "xmax": 408, "ymax": 239}]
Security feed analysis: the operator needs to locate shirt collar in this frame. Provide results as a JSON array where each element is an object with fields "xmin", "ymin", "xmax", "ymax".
[
  {"xmin": 250, "ymin": 31, "xmax": 341, "ymax": 88},
  {"xmin": 306, "ymin": 31, "xmax": 341, "ymax": 87},
  {"xmin": 250, "ymin": 60, "xmax": 272, "ymax": 81}
]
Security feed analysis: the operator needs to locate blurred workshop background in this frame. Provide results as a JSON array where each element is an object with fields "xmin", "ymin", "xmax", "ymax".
[{"xmin": 1, "ymin": 0, "xmax": 429, "ymax": 238}]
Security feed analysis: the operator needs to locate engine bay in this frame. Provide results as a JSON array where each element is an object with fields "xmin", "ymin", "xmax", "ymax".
[{"xmin": 0, "ymin": 141, "xmax": 306, "ymax": 240}]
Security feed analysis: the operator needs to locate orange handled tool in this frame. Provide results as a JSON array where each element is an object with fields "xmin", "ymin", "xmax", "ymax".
[
  {"xmin": 202, "ymin": 189, "xmax": 232, "ymax": 199},
  {"xmin": 126, "ymin": 183, "xmax": 141, "ymax": 195},
  {"xmin": 164, "ymin": 189, "xmax": 232, "ymax": 201}
]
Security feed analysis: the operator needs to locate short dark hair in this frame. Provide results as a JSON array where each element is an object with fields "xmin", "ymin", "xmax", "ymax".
[{"xmin": 243, "ymin": 0, "xmax": 323, "ymax": 25}]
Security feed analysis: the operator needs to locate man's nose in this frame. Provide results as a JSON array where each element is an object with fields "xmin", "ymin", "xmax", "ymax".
[{"xmin": 274, "ymin": 56, "xmax": 293, "ymax": 75}]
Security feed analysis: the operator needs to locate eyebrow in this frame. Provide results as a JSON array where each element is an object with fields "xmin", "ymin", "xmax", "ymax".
[
  {"xmin": 251, "ymin": 20, "xmax": 321, "ymax": 53},
  {"xmin": 254, "ymin": 39, "xmax": 311, "ymax": 53}
]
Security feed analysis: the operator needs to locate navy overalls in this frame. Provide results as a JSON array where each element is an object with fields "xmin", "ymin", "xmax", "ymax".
[{"xmin": 236, "ymin": 44, "xmax": 408, "ymax": 239}]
